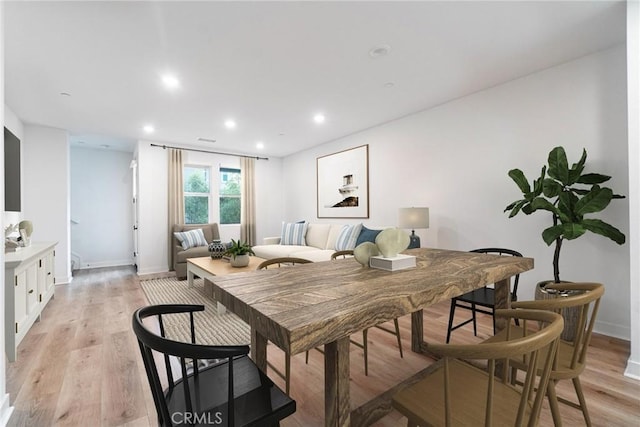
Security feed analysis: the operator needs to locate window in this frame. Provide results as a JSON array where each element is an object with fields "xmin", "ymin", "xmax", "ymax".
[
  {"xmin": 220, "ymin": 167, "xmax": 241, "ymax": 224},
  {"xmin": 184, "ymin": 166, "xmax": 210, "ymax": 224}
]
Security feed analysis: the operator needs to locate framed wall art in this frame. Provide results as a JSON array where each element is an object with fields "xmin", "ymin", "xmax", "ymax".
[{"xmin": 317, "ymin": 144, "xmax": 369, "ymax": 218}]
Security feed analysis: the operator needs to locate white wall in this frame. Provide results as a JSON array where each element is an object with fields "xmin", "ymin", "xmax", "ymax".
[
  {"xmin": 0, "ymin": 2, "xmax": 15, "ymax": 424},
  {"xmin": 136, "ymin": 141, "xmax": 284, "ymax": 274},
  {"xmin": 70, "ymin": 147, "xmax": 134, "ymax": 269},
  {"xmin": 283, "ymin": 45, "xmax": 630, "ymax": 339},
  {"xmin": 22, "ymin": 125, "xmax": 71, "ymax": 284},
  {"xmin": 626, "ymin": 0, "xmax": 640, "ymax": 380}
]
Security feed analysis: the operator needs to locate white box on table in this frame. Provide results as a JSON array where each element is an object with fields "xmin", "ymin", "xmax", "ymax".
[{"xmin": 369, "ymin": 254, "xmax": 416, "ymax": 271}]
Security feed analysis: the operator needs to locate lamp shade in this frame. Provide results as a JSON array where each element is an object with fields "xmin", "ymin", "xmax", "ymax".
[{"xmin": 399, "ymin": 207, "xmax": 429, "ymax": 230}]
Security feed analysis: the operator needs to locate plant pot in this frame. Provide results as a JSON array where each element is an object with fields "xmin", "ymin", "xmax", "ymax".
[
  {"xmin": 535, "ymin": 281, "xmax": 582, "ymax": 341},
  {"xmin": 230, "ymin": 254, "xmax": 250, "ymax": 268}
]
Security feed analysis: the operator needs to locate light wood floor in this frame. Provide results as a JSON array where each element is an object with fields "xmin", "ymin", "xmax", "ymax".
[{"xmin": 5, "ymin": 266, "xmax": 640, "ymax": 426}]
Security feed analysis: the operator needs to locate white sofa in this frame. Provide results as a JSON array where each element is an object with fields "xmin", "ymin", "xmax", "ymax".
[{"xmin": 252, "ymin": 223, "xmax": 386, "ymax": 262}]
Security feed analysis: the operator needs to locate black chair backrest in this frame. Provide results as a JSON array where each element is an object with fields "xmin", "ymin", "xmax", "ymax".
[
  {"xmin": 132, "ymin": 304, "xmax": 250, "ymax": 426},
  {"xmin": 470, "ymin": 248, "xmax": 523, "ymax": 299}
]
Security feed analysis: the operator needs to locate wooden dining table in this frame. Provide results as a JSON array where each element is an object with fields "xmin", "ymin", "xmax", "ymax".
[{"xmin": 207, "ymin": 247, "xmax": 533, "ymax": 427}]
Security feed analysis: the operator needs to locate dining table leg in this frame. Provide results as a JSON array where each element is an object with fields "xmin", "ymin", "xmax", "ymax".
[
  {"xmin": 493, "ymin": 277, "xmax": 512, "ymax": 331},
  {"xmin": 251, "ymin": 327, "xmax": 267, "ymax": 371},
  {"xmin": 324, "ymin": 336, "xmax": 351, "ymax": 427},
  {"xmin": 410, "ymin": 309, "xmax": 424, "ymax": 353}
]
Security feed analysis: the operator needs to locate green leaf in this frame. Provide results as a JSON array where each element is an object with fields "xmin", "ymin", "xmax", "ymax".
[
  {"xmin": 568, "ymin": 149, "xmax": 587, "ymax": 184},
  {"xmin": 508, "ymin": 169, "xmax": 530, "ymax": 195},
  {"xmin": 529, "ymin": 197, "xmax": 556, "ymax": 213},
  {"xmin": 509, "ymin": 200, "xmax": 529, "ymax": 217},
  {"xmin": 582, "ymin": 219, "xmax": 626, "ymax": 244},
  {"xmin": 542, "ymin": 225, "xmax": 563, "ymax": 245},
  {"xmin": 575, "ymin": 186, "xmax": 612, "ymax": 215},
  {"xmin": 558, "ymin": 191, "xmax": 579, "ymax": 221},
  {"xmin": 561, "ymin": 223, "xmax": 586, "ymax": 240},
  {"xmin": 577, "ymin": 173, "xmax": 611, "ymax": 185},
  {"xmin": 547, "ymin": 147, "xmax": 569, "ymax": 185},
  {"xmin": 542, "ymin": 178, "xmax": 561, "ymax": 198}
]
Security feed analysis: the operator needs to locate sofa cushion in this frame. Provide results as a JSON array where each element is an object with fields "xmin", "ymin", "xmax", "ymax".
[
  {"xmin": 176, "ymin": 245, "xmax": 211, "ymax": 263},
  {"xmin": 174, "ymin": 228, "xmax": 208, "ymax": 250},
  {"xmin": 290, "ymin": 249, "xmax": 337, "ymax": 262},
  {"xmin": 356, "ymin": 225, "xmax": 383, "ymax": 246},
  {"xmin": 325, "ymin": 224, "xmax": 345, "ymax": 250},
  {"xmin": 281, "ymin": 222, "xmax": 308, "ymax": 245},
  {"xmin": 252, "ymin": 244, "xmax": 317, "ymax": 260},
  {"xmin": 305, "ymin": 224, "xmax": 332, "ymax": 249},
  {"xmin": 335, "ymin": 223, "xmax": 363, "ymax": 251}
]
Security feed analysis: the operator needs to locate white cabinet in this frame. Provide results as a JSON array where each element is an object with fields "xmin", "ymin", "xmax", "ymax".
[{"xmin": 5, "ymin": 242, "xmax": 57, "ymax": 362}]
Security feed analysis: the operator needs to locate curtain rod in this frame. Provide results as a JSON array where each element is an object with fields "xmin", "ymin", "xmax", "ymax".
[{"xmin": 150, "ymin": 143, "xmax": 269, "ymax": 160}]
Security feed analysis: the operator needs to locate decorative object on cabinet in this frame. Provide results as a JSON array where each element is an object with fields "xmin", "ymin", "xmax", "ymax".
[{"xmin": 4, "ymin": 241, "xmax": 57, "ymax": 361}]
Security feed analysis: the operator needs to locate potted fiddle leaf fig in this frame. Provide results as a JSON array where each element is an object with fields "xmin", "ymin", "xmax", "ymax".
[
  {"xmin": 504, "ymin": 146, "xmax": 626, "ymax": 284},
  {"xmin": 224, "ymin": 239, "xmax": 255, "ymax": 267}
]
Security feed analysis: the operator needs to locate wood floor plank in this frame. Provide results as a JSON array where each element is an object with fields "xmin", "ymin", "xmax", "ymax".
[
  {"xmin": 53, "ymin": 345, "xmax": 103, "ymax": 426},
  {"xmin": 4, "ymin": 266, "xmax": 639, "ymax": 427}
]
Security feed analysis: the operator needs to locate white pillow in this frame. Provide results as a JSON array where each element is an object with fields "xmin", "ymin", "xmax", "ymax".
[
  {"xmin": 280, "ymin": 222, "xmax": 308, "ymax": 246},
  {"xmin": 174, "ymin": 228, "xmax": 208, "ymax": 250},
  {"xmin": 335, "ymin": 223, "xmax": 363, "ymax": 251}
]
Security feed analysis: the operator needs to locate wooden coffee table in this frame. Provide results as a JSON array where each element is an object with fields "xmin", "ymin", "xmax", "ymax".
[{"xmin": 186, "ymin": 256, "xmax": 265, "ymax": 313}]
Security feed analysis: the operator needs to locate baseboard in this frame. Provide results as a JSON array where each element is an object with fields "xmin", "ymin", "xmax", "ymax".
[
  {"xmin": 77, "ymin": 259, "xmax": 134, "ymax": 269},
  {"xmin": 136, "ymin": 266, "xmax": 171, "ymax": 276},
  {"xmin": 594, "ymin": 319, "xmax": 630, "ymax": 341},
  {"xmin": 0, "ymin": 393, "xmax": 14, "ymax": 427},
  {"xmin": 625, "ymin": 358, "xmax": 640, "ymax": 380},
  {"xmin": 55, "ymin": 274, "xmax": 73, "ymax": 285}
]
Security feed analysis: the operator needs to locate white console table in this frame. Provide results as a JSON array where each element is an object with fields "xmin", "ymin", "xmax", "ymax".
[{"xmin": 4, "ymin": 241, "xmax": 57, "ymax": 362}]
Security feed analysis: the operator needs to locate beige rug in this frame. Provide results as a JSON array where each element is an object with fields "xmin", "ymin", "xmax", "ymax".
[{"xmin": 139, "ymin": 276, "xmax": 250, "ymax": 345}]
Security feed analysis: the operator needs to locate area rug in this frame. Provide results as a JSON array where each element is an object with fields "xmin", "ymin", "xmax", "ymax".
[{"xmin": 139, "ymin": 276, "xmax": 250, "ymax": 345}]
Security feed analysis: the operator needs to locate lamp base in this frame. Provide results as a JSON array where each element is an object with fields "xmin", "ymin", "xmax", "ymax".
[{"xmin": 408, "ymin": 231, "xmax": 420, "ymax": 249}]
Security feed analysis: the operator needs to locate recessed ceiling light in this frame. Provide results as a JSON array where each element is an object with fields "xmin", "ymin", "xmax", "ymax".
[
  {"xmin": 224, "ymin": 119, "xmax": 237, "ymax": 129},
  {"xmin": 369, "ymin": 44, "xmax": 391, "ymax": 58},
  {"xmin": 161, "ymin": 74, "xmax": 180, "ymax": 90},
  {"xmin": 384, "ymin": 81, "xmax": 395, "ymax": 88},
  {"xmin": 256, "ymin": 141, "xmax": 265, "ymax": 149},
  {"xmin": 313, "ymin": 114, "xmax": 326, "ymax": 124},
  {"xmin": 100, "ymin": 144, "xmax": 110, "ymax": 149},
  {"xmin": 60, "ymin": 92, "xmax": 71, "ymax": 97},
  {"xmin": 143, "ymin": 125, "xmax": 155, "ymax": 134}
]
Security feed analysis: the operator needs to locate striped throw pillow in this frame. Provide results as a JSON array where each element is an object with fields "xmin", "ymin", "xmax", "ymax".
[
  {"xmin": 174, "ymin": 228, "xmax": 208, "ymax": 250},
  {"xmin": 281, "ymin": 222, "xmax": 308, "ymax": 246},
  {"xmin": 335, "ymin": 223, "xmax": 363, "ymax": 251}
]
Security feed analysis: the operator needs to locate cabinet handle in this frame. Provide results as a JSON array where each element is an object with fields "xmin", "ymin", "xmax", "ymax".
[{"xmin": 28, "ymin": 289, "xmax": 34, "ymax": 294}]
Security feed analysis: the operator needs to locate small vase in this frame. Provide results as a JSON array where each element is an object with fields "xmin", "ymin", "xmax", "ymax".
[
  {"xmin": 209, "ymin": 240, "xmax": 227, "ymax": 259},
  {"xmin": 230, "ymin": 254, "xmax": 250, "ymax": 267}
]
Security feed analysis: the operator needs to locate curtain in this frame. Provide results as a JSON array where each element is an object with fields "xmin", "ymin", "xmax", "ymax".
[
  {"xmin": 168, "ymin": 148, "xmax": 184, "ymax": 269},
  {"xmin": 240, "ymin": 157, "xmax": 257, "ymax": 246}
]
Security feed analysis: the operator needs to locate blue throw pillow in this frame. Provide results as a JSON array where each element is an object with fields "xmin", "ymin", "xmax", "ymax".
[{"xmin": 356, "ymin": 225, "xmax": 382, "ymax": 246}]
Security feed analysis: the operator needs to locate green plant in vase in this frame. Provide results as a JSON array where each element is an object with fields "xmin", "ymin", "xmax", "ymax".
[
  {"xmin": 504, "ymin": 146, "xmax": 625, "ymax": 283},
  {"xmin": 224, "ymin": 239, "xmax": 255, "ymax": 267}
]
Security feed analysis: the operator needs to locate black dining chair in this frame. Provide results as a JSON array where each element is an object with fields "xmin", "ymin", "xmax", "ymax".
[
  {"xmin": 446, "ymin": 248, "xmax": 523, "ymax": 343},
  {"xmin": 132, "ymin": 304, "xmax": 296, "ymax": 426}
]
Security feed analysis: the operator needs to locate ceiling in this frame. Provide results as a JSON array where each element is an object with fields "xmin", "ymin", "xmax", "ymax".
[{"xmin": 4, "ymin": 1, "xmax": 626, "ymax": 157}]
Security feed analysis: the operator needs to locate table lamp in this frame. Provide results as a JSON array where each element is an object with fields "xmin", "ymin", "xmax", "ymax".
[{"xmin": 399, "ymin": 207, "xmax": 429, "ymax": 249}]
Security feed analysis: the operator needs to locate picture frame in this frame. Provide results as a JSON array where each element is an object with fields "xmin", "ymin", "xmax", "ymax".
[{"xmin": 317, "ymin": 144, "xmax": 369, "ymax": 218}]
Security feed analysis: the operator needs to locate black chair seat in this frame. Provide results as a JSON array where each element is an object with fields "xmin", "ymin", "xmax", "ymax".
[
  {"xmin": 166, "ymin": 355, "xmax": 295, "ymax": 426},
  {"xmin": 133, "ymin": 304, "xmax": 296, "ymax": 427},
  {"xmin": 446, "ymin": 248, "xmax": 523, "ymax": 343}
]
